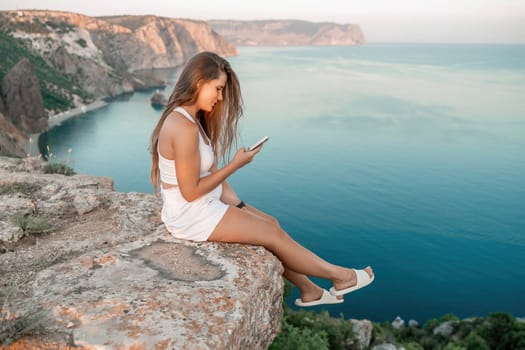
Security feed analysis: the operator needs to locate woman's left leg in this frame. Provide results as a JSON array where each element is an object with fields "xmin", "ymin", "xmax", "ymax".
[{"xmin": 242, "ymin": 204, "xmax": 341, "ymax": 303}]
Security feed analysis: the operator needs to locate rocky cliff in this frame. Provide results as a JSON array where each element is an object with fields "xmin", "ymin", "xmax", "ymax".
[
  {"xmin": 0, "ymin": 113, "xmax": 25, "ymax": 157},
  {"xmin": 0, "ymin": 10, "xmax": 238, "ymax": 157},
  {"xmin": 209, "ymin": 20, "xmax": 366, "ymax": 46},
  {"xmin": 0, "ymin": 58, "xmax": 47, "ymax": 134},
  {"xmin": 0, "ymin": 57, "xmax": 46, "ymax": 157},
  {"xmin": 101, "ymin": 15, "xmax": 236, "ymax": 71},
  {"xmin": 0, "ymin": 156, "xmax": 283, "ymax": 349},
  {"xmin": 0, "ymin": 10, "xmax": 236, "ymax": 113},
  {"xmin": 0, "ymin": 156, "xmax": 379, "ymax": 349}
]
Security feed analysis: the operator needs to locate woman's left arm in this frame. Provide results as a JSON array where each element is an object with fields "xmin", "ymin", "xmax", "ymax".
[{"xmin": 211, "ymin": 161, "xmax": 241, "ymax": 206}]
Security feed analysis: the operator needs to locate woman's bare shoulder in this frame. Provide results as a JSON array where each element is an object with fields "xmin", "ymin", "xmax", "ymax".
[
  {"xmin": 161, "ymin": 111, "xmax": 198, "ymax": 140},
  {"xmin": 159, "ymin": 112, "xmax": 199, "ymax": 159}
]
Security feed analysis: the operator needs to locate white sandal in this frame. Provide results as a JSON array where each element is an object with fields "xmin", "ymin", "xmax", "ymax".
[
  {"xmin": 329, "ymin": 268, "xmax": 375, "ymax": 296},
  {"xmin": 295, "ymin": 289, "xmax": 344, "ymax": 307}
]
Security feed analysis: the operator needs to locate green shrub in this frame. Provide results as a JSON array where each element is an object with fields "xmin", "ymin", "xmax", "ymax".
[
  {"xmin": 395, "ymin": 323, "xmax": 425, "ymax": 343},
  {"xmin": 371, "ymin": 321, "xmax": 397, "ymax": 346},
  {"xmin": 13, "ymin": 213, "xmax": 52, "ymax": 235},
  {"xmin": 454, "ymin": 318, "xmax": 480, "ymax": 339},
  {"xmin": 0, "ymin": 279, "xmax": 50, "ymax": 346},
  {"xmin": 286, "ymin": 310, "xmax": 357, "ymax": 350},
  {"xmin": 424, "ymin": 313, "xmax": 459, "ymax": 333},
  {"xmin": 0, "ymin": 308, "xmax": 50, "ymax": 346},
  {"xmin": 269, "ymin": 315, "xmax": 330, "ymax": 350},
  {"xmin": 271, "ymin": 282, "xmax": 358, "ymax": 350},
  {"xmin": 403, "ymin": 341, "xmax": 424, "ymax": 350},
  {"xmin": 419, "ymin": 336, "xmax": 441, "ymax": 350},
  {"xmin": 41, "ymin": 86, "xmax": 74, "ymax": 111},
  {"xmin": 0, "ymin": 182, "xmax": 41, "ymax": 196},
  {"xmin": 461, "ymin": 331, "xmax": 490, "ymax": 350},
  {"xmin": 75, "ymin": 38, "xmax": 87, "ymax": 48},
  {"xmin": 43, "ymin": 162, "xmax": 75, "ymax": 176},
  {"xmin": 44, "ymin": 20, "xmax": 74, "ymax": 33},
  {"xmin": 479, "ymin": 312, "xmax": 525, "ymax": 350},
  {"xmin": 442, "ymin": 342, "xmax": 466, "ymax": 350}
]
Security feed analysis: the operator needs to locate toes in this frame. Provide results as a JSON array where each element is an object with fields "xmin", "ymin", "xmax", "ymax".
[{"xmin": 365, "ymin": 266, "xmax": 374, "ymax": 278}]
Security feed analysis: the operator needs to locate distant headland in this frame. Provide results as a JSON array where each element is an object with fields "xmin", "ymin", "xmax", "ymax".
[{"xmin": 209, "ymin": 19, "xmax": 365, "ymax": 46}]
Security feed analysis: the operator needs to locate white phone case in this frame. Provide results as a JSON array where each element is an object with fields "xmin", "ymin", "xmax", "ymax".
[{"xmin": 249, "ymin": 136, "xmax": 269, "ymax": 151}]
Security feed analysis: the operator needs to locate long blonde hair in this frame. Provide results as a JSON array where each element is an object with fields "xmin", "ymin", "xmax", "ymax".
[{"xmin": 150, "ymin": 51, "xmax": 243, "ymax": 192}]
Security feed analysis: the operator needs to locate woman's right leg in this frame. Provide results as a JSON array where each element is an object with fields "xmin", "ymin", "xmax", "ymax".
[
  {"xmin": 240, "ymin": 204, "xmax": 341, "ymax": 302},
  {"xmin": 208, "ymin": 206, "xmax": 373, "ymax": 291},
  {"xmin": 284, "ymin": 268, "xmax": 345, "ymax": 302}
]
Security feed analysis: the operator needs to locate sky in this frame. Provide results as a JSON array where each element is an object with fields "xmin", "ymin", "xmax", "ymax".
[{"xmin": 0, "ymin": 0, "xmax": 524, "ymax": 43}]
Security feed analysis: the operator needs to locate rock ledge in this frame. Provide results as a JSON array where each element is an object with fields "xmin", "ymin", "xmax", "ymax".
[{"xmin": 0, "ymin": 156, "xmax": 284, "ymax": 349}]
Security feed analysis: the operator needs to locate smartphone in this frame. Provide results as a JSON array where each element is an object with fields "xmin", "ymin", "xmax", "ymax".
[{"xmin": 249, "ymin": 136, "xmax": 269, "ymax": 151}]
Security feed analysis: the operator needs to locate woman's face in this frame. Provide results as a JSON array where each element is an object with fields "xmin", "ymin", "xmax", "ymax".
[{"xmin": 197, "ymin": 71, "xmax": 227, "ymax": 113}]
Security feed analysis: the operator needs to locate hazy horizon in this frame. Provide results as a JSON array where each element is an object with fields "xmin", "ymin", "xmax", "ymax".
[{"xmin": 1, "ymin": 0, "xmax": 524, "ymax": 43}]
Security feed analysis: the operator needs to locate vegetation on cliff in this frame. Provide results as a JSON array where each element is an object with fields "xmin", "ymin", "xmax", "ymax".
[
  {"xmin": 271, "ymin": 284, "xmax": 525, "ymax": 349},
  {"xmin": 270, "ymin": 283, "xmax": 362, "ymax": 349},
  {"xmin": 371, "ymin": 312, "xmax": 525, "ymax": 350},
  {"xmin": 0, "ymin": 29, "xmax": 85, "ymax": 112},
  {"xmin": 0, "ymin": 10, "xmax": 238, "ymax": 118},
  {"xmin": 271, "ymin": 309, "xmax": 359, "ymax": 350}
]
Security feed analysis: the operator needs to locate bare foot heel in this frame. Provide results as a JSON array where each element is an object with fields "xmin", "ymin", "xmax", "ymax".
[{"xmin": 329, "ymin": 266, "xmax": 375, "ymax": 296}]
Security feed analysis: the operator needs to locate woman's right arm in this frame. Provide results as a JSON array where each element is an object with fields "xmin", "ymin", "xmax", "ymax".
[{"xmin": 170, "ymin": 120, "xmax": 260, "ymax": 202}]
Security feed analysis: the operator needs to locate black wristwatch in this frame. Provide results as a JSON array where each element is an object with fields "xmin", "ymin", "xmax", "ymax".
[{"xmin": 236, "ymin": 200, "xmax": 246, "ymax": 209}]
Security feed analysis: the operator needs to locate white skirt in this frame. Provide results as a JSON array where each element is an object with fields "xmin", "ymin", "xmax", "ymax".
[{"xmin": 161, "ymin": 184, "xmax": 229, "ymax": 241}]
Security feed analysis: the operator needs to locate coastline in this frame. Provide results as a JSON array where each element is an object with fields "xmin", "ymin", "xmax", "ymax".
[
  {"xmin": 47, "ymin": 100, "xmax": 108, "ymax": 130},
  {"xmin": 27, "ymin": 99, "xmax": 108, "ymax": 156}
]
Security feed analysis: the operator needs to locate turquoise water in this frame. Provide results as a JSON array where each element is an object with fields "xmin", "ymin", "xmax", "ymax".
[{"xmin": 39, "ymin": 44, "xmax": 525, "ymax": 323}]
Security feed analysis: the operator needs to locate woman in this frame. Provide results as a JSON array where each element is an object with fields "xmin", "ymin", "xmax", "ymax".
[{"xmin": 150, "ymin": 51, "xmax": 374, "ymax": 307}]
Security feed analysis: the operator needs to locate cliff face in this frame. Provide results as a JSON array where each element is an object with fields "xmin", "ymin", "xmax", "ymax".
[
  {"xmin": 0, "ymin": 58, "xmax": 47, "ymax": 134},
  {"xmin": 0, "ymin": 10, "xmax": 236, "ymax": 109},
  {"xmin": 3, "ymin": 11, "xmax": 236, "ymax": 72},
  {"xmin": 100, "ymin": 15, "xmax": 236, "ymax": 71},
  {"xmin": 0, "ymin": 10, "xmax": 237, "ymax": 149},
  {"xmin": 0, "ymin": 113, "xmax": 26, "ymax": 157},
  {"xmin": 209, "ymin": 19, "xmax": 366, "ymax": 46},
  {"xmin": 0, "ymin": 156, "xmax": 283, "ymax": 349},
  {"xmin": 0, "ymin": 57, "xmax": 45, "ymax": 157}
]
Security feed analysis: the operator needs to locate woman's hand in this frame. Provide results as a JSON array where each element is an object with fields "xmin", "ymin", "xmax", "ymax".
[{"xmin": 231, "ymin": 146, "xmax": 263, "ymax": 169}]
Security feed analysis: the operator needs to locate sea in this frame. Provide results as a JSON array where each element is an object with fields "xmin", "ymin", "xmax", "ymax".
[{"xmin": 38, "ymin": 44, "xmax": 525, "ymax": 323}]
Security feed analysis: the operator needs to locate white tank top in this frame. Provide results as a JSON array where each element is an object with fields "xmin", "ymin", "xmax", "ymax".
[{"xmin": 158, "ymin": 107, "xmax": 214, "ymax": 185}]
